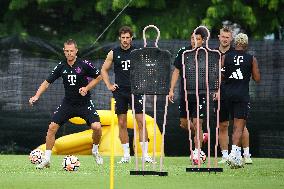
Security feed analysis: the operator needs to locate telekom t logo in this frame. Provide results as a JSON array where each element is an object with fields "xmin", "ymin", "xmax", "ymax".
[
  {"xmin": 68, "ymin": 75, "xmax": 76, "ymax": 85},
  {"xmin": 233, "ymin": 55, "xmax": 243, "ymax": 65},
  {"xmin": 121, "ymin": 60, "xmax": 130, "ymax": 70}
]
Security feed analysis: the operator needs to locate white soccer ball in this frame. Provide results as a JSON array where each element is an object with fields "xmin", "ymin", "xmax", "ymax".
[
  {"xmin": 62, "ymin": 155, "xmax": 80, "ymax": 171},
  {"xmin": 29, "ymin": 149, "xmax": 44, "ymax": 164},
  {"xmin": 193, "ymin": 154, "xmax": 207, "ymax": 165},
  {"xmin": 228, "ymin": 154, "xmax": 243, "ymax": 169},
  {"xmin": 190, "ymin": 151, "xmax": 207, "ymax": 165}
]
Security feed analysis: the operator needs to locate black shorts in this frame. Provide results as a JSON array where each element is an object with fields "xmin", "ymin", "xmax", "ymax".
[
  {"xmin": 113, "ymin": 87, "xmax": 143, "ymax": 115},
  {"xmin": 216, "ymin": 100, "xmax": 250, "ymax": 121},
  {"xmin": 214, "ymin": 99, "xmax": 229, "ymax": 122},
  {"xmin": 51, "ymin": 99, "xmax": 100, "ymax": 126},
  {"xmin": 179, "ymin": 94, "xmax": 206, "ymax": 119}
]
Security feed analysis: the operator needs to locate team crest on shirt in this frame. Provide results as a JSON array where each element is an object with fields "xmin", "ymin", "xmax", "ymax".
[{"xmin": 75, "ymin": 67, "xmax": 82, "ymax": 74}]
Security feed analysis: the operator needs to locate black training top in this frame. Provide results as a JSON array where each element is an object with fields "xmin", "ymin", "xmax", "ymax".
[
  {"xmin": 174, "ymin": 46, "xmax": 191, "ymax": 97},
  {"xmin": 218, "ymin": 46, "xmax": 234, "ymax": 56},
  {"xmin": 217, "ymin": 46, "xmax": 235, "ymax": 98},
  {"xmin": 223, "ymin": 50, "xmax": 253, "ymax": 102},
  {"xmin": 113, "ymin": 46, "xmax": 135, "ymax": 88},
  {"xmin": 46, "ymin": 59, "xmax": 100, "ymax": 104}
]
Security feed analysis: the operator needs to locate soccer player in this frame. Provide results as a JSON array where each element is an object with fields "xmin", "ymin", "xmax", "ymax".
[
  {"xmin": 168, "ymin": 29, "xmax": 207, "ymax": 164},
  {"xmin": 29, "ymin": 39, "xmax": 103, "ymax": 169},
  {"xmin": 222, "ymin": 33, "xmax": 260, "ymax": 168},
  {"xmin": 101, "ymin": 26, "xmax": 153, "ymax": 163},
  {"xmin": 216, "ymin": 27, "xmax": 253, "ymax": 164}
]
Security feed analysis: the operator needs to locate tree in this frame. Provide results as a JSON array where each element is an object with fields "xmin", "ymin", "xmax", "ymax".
[
  {"xmin": 0, "ymin": 0, "xmax": 283, "ymax": 44},
  {"xmin": 202, "ymin": 0, "xmax": 284, "ymax": 39}
]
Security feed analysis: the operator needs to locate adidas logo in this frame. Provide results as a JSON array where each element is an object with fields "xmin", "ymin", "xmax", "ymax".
[{"xmin": 229, "ymin": 68, "xmax": 243, "ymax": 80}]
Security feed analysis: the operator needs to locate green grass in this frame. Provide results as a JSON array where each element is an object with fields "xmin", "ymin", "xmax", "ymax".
[{"xmin": 0, "ymin": 155, "xmax": 283, "ymax": 189}]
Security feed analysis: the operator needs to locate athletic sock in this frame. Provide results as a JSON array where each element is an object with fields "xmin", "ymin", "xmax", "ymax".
[
  {"xmin": 92, "ymin": 144, "xmax": 99, "ymax": 154},
  {"xmin": 45, "ymin": 150, "xmax": 52, "ymax": 161},
  {"xmin": 122, "ymin": 143, "xmax": 130, "ymax": 157},
  {"xmin": 140, "ymin": 141, "xmax": 149, "ymax": 157},
  {"xmin": 221, "ymin": 150, "xmax": 229, "ymax": 158},
  {"xmin": 243, "ymin": 147, "xmax": 250, "ymax": 156}
]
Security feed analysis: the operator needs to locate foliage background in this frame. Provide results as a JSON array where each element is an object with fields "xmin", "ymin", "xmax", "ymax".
[{"xmin": 0, "ymin": 0, "xmax": 283, "ymax": 47}]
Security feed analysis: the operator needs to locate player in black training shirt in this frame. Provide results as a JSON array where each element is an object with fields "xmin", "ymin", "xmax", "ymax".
[
  {"xmin": 169, "ymin": 30, "xmax": 207, "ymax": 165},
  {"xmin": 29, "ymin": 39, "xmax": 103, "ymax": 169},
  {"xmin": 101, "ymin": 26, "xmax": 153, "ymax": 163},
  {"xmin": 215, "ymin": 27, "xmax": 252, "ymax": 164},
  {"xmin": 222, "ymin": 33, "xmax": 260, "ymax": 168}
]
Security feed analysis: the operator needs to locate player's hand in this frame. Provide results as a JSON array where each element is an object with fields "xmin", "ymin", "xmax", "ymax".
[
  {"xmin": 213, "ymin": 92, "xmax": 219, "ymax": 101},
  {"xmin": 107, "ymin": 83, "xmax": 118, "ymax": 92},
  {"xmin": 79, "ymin": 87, "xmax": 88, "ymax": 96},
  {"xmin": 168, "ymin": 90, "xmax": 174, "ymax": 103},
  {"xmin": 29, "ymin": 96, "xmax": 38, "ymax": 106}
]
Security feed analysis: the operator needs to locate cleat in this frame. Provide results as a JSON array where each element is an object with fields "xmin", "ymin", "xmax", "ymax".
[
  {"xmin": 218, "ymin": 157, "xmax": 229, "ymax": 164},
  {"xmin": 36, "ymin": 159, "xmax": 50, "ymax": 169},
  {"xmin": 93, "ymin": 152, "xmax": 103, "ymax": 165},
  {"xmin": 244, "ymin": 155, "xmax": 253, "ymax": 164},
  {"xmin": 117, "ymin": 156, "xmax": 131, "ymax": 164}
]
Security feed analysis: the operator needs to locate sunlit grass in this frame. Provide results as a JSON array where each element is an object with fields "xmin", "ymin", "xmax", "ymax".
[{"xmin": 0, "ymin": 155, "xmax": 283, "ymax": 189}]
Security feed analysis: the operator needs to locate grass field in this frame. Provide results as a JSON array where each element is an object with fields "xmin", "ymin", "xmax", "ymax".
[{"xmin": 0, "ymin": 155, "xmax": 283, "ymax": 189}]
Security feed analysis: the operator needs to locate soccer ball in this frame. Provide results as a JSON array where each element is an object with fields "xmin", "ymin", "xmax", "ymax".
[
  {"xmin": 191, "ymin": 150, "xmax": 207, "ymax": 165},
  {"xmin": 227, "ymin": 153, "xmax": 244, "ymax": 169},
  {"xmin": 193, "ymin": 154, "xmax": 207, "ymax": 165},
  {"xmin": 62, "ymin": 155, "xmax": 80, "ymax": 171},
  {"xmin": 29, "ymin": 149, "xmax": 44, "ymax": 164}
]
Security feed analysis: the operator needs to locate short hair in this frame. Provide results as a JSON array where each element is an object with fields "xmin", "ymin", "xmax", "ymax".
[
  {"xmin": 64, "ymin": 39, "xmax": 78, "ymax": 49},
  {"xmin": 192, "ymin": 28, "xmax": 206, "ymax": 40},
  {"xmin": 119, "ymin": 26, "xmax": 133, "ymax": 37},
  {"xmin": 220, "ymin": 26, "xmax": 233, "ymax": 34},
  {"xmin": 234, "ymin": 33, "xmax": 248, "ymax": 47}
]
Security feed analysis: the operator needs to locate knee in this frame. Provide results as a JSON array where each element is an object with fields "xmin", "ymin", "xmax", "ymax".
[
  {"xmin": 47, "ymin": 122, "xmax": 59, "ymax": 136},
  {"xmin": 219, "ymin": 122, "xmax": 229, "ymax": 131},
  {"xmin": 180, "ymin": 123, "xmax": 188, "ymax": 130},
  {"xmin": 118, "ymin": 119, "xmax": 127, "ymax": 130},
  {"xmin": 180, "ymin": 118, "xmax": 187, "ymax": 129},
  {"xmin": 91, "ymin": 122, "xmax": 101, "ymax": 131},
  {"xmin": 136, "ymin": 119, "xmax": 144, "ymax": 130}
]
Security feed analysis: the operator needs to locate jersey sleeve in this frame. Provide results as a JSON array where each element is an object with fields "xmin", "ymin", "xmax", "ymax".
[
  {"xmin": 173, "ymin": 47, "xmax": 185, "ymax": 70},
  {"xmin": 82, "ymin": 60, "xmax": 101, "ymax": 79},
  {"xmin": 46, "ymin": 62, "xmax": 62, "ymax": 83}
]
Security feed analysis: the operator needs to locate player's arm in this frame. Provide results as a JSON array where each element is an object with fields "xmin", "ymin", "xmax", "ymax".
[
  {"xmin": 79, "ymin": 75, "xmax": 102, "ymax": 96},
  {"xmin": 101, "ymin": 50, "xmax": 118, "ymax": 91},
  {"xmin": 79, "ymin": 61, "xmax": 102, "ymax": 96},
  {"xmin": 29, "ymin": 80, "xmax": 50, "ymax": 106},
  {"xmin": 252, "ymin": 57, "xmax": 260, "ymax": 83},
  {"xmin": 213, "ymin": 55, "xmax": 226, "ymax": 100},
  {"xmin": 85, "ymin": 75, "xmax": 102, "ymax": 91},
  {"xmin": 169, "ymin": 68, "xmax": 180, "ymax": 103},
  {"xmin": 29, "ymin": 62, "xmax": 61, "ymax": 105}
]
